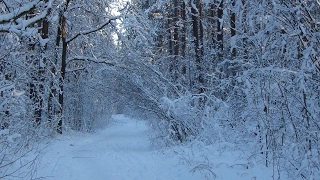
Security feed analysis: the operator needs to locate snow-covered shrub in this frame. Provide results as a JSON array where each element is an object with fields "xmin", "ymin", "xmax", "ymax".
[
  {"xmin": 210, "ymin": 57, "xmax": 320, "ymax": 179},
  {"xmin": 153, "ymin": 93, "xmax": 228, "ymax": 145},
  {"xmin": 0, "ymin": 83, "xmax": 42, "ymax": 179},
  {"xmin": 0, "ymin": 32, "xmax": 53, "ymax": 179},
  {"xmin": 158, "ymin": 95, "xmax": 198, "ymax": 142}
]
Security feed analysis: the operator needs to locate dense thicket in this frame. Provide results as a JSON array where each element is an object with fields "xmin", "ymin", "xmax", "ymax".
[
  {"xmin": 120, "ymin": 0, "xmax": 320, "ymax": 179},
  {"xmin": 0, "ymin": 0, "xmax": 319, "ymax": 179}
]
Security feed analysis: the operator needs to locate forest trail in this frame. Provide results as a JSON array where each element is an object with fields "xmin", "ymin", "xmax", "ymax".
[{"xmin": 37, "ymin": 115, "xmax": 203, "ymax": 180}]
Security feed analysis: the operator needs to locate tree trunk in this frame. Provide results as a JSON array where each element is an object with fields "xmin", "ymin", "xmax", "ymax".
[
  {"xmin": 242, "ymin": 0, "xmax": 248, "ymax": 60},
  {"xmin": 191, "ymin": 0, "xmax": 205, "ymax": 94},
  {"xmin": 36, "ymin": 1, "xmax": 50, "ymax": 125},
  {"xmin": 27, "ymin": 8, "xmax": 43, "ymax": 125},
  {"xmin": 48, "ymin": 10, "xmax": 63, "ymax": 126},
  {"xmin": 167, "ymin": 17, "xmax": 173, "ymax": 56},
  {"xmin": 57, "ymin": 0, "xmax": 71, "ymax": 134},
  {"xmin": 230, "ymin": 0, "xmax": 236, "ymax": 58},
  {"xmin": 191, "ymin": 0, "xmax": 199, "ymax": 63},
  {"xmin": 210, "ymin": 2, "xmax": 217, "ymax": 69},
  {"xmin": 181, "ymin": 2, "xmax": 186, "ymax": 57},
  {"xmin": 173, "ymin": 0, "xmax": 179, "ymax": 57},
  {"xmin": 170, "ymin": 0, "xmax": 179, "ymax": 81},
  {"xmin": 217, "ymin": 0, "xmax": 223, "ymax": 60}
]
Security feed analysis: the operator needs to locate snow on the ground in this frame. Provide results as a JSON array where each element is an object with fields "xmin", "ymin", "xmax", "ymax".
[
  {"xmin": 36, "ymin": 115, "xmax": 203, "ymax": 180},
  {"xmin": 33, "ymin": 114, "xmax": 274, "ymax": 180}
]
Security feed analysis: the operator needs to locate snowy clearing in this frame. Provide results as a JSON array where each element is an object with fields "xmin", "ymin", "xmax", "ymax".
[{"xmin": 31, "ymin": 114, "xmax": 274, "ymax": 180}]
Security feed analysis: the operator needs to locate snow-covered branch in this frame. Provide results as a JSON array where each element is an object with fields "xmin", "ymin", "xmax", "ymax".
[
  {"xmin": 0, "ymin": 0, "xmax": 40, "ymax": 23},
  {"xmin": 66, "ymin": 16, "xmax": 119, "ymax": 44},
  {"xmin": 67, "ymin": 56, "xmax": 116, "ymax": 67},
  {"xmin": 0, "ymin": 0, "xmax": 53, "ymax": 33}
]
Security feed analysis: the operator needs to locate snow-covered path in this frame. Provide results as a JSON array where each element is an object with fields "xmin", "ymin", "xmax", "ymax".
[{"xmin": 38, "ymin": 115, "xmax": 203, "ymax": 180}]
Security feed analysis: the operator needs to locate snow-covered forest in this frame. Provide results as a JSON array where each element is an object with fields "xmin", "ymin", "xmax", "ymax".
[{"xmin": 1, "ymin": 0, "xmax": 320, "ymax": 179}]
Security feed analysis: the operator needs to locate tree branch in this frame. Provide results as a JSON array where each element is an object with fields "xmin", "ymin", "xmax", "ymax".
[
  {"xmin": 0, "ymin": 0, "xmax": 53, "ymax": 33},
  {"xmin": 1, "ymin": 0, "xmax": 12, "ymax": 13},
  {"xmin": 67, "ymin": 56, "xmax": 116, "ymax": 67},
  {"xmin": 66, "ymin": 16, "xmax": 119, "ymax": 44},
  {"xmin": 0, "ymin": 0, "xmax": 40, "ymax": 23}
]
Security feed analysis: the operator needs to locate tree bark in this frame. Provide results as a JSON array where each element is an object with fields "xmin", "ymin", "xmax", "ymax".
[
  {"xmin": 230, "ymin": 0, "xmax": 236, "ymax": 58},
  {"xmin": 181, "ymin": 2, "xmax": 186, "ymax": 57},
  {"xmin": 173, "ymin": 0, "xmax": 179, "ymax": 57},
  {"xmin": 217, "ymin": 0, "xmax": 223, "ymax": 60},
  {"xmin": 242, "ymin": 0, "xmax": 248, "ymax": 60},
  {"xmin": 191, "ymin": 0, "xmax": 205, "ymax": 94},
  {"xmin": 57, "ymin": 0, "xmax": 71, "ymax": 134}
]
